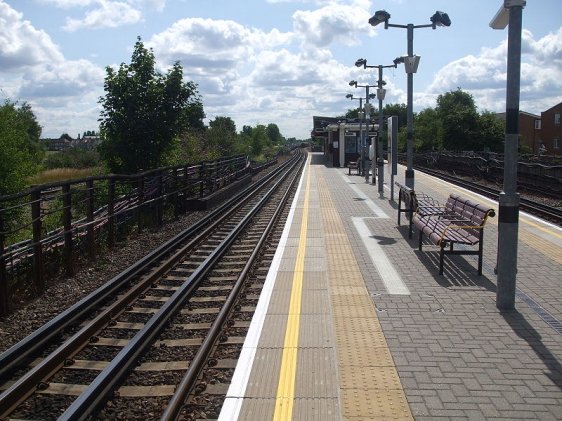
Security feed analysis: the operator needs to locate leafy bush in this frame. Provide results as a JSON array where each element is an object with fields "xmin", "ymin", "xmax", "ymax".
[{"xmin": 43, "ymin": 147, "xmax": 101, "ymax": 170}]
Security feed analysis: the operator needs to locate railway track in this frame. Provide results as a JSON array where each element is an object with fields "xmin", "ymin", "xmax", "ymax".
[
  {"xmin": 416, "ymin": 167, "xmax": 562, "ymax": 226},
  {"xmin": 0, "ymin": 151, "xmax": 306, "ymax": 420}
]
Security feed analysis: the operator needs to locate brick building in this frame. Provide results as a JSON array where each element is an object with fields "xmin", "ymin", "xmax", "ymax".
[
  {"xmin": 496, "ymin": 110, "xmax": 541, "ymax": 153},
  {"xmin": 539, "ymin": 101, "xmax": 562, "ymax": 155}
]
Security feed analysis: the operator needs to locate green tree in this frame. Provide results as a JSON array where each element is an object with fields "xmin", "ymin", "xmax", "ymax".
[
  {"xmin": 477, "ymin": 111, "xmax": 504, "ymax": 152},
  {"xmin": 266, "ymin": 123, "xmax": 283, "ymax": 145},
  {"xmin": 98, "ymin": 37, "xmax": 203, "ymax": 173},
  {"xmin": 0, "ymin": 101, "xmax": 41, "ymax": 195},
  {"xmin": 250, "ymin": 125, "xmax": 268, "ymax": 156},
  {"xmin": 436, "ymin": 89, "xmax": 479, "ymax": 151},
  {"xmin": 208, "ymin": 116, "xmax": 237, "ymax": 156},
  {"xmin": 383, "ymin": 103, "xmax": 408, "ymax": 130},
  {"xmin": 414, "ymin": 108, "xmax": 443, "ymax": 151}
]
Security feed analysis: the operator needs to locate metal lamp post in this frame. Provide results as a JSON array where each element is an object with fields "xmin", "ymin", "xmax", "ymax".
[
  {"xmin": 356, "ymin": 58, "xmax": 396, "ymax": 191},
  {"xmin": 349, "ymin": 80, "xmax": 377, "ymax": 183},
  {"xmin": 346, "ymin": 93, "xmax": 370, "ymax": 177},
  {"xmin": 490, "ymin": 0, "xmax": 526, "ymax": 310},
  {"xmin": 369, "ymin": 10, "xmax": 451, "ymax": 188}
]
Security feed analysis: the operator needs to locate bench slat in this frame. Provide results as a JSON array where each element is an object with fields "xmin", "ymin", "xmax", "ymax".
[{"xmin": 412, "ymin": 193, "xmax": 495, "ymax": 275}]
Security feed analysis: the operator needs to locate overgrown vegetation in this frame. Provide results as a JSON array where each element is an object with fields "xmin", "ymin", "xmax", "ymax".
[{"xmin": 0, "ymin": 101, "xmax": 45, "ymax": 196}]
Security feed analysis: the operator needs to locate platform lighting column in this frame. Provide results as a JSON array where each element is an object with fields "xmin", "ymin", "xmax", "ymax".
[
  {"xmin": 350, "ymin": 80, "xmax": 376, "ymax": 182},
  {"xmin": 346, "ymin": 93, "xmax": 364, "ymax": 175},
  {"xmin": 369, "ymin": 10, "xmax": 451, "ymax": 188},
  {"xmin": 490, "ymin": 0, "xmax": 525, "ymax": 310},
  {"xmin": 356, "ymin": 59, "xmax": 397, "ymax": 189},
  {"xmin": 376, "ymin": 66, "xmax": 387, "ymax": 192}
]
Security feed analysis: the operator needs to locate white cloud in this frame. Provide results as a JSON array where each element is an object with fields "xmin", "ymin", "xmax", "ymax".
[
  {"xmin": 426, "ymin": 28, "xmax": 562, "ymax": 115},
  {"xmin": 63, "ymin": 0, "xmax": 142, "ymax": 31},
  {"xmin": 293, "ymin": 3, "xmax": 374, "ymax": 48},
  {"xmin": 0, "ymin": 2, "xmax": 64, "ymax": 69},
  {"xmin": 149, "ymin": 18, "xmax": 292, "ymax": 73},
  {"xmin": 0, "ymin": 2, "xmax": 106, "ymax": 137}
]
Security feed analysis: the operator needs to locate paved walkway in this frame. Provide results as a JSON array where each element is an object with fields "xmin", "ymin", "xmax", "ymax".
[{"xmin": 221, "ymin": 153, "xmax": 562, "ymax": 420}]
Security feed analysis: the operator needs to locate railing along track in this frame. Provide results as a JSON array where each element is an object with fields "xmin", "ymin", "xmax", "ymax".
[
  {"xmin": 416, "ymin": 166, "xmax": 562, "ymax": 226},
  {"xmin": 0, "ymin": 151, "xmax": 306, "ymax": 420}
]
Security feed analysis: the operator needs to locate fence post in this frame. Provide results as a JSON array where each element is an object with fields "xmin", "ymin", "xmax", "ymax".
[
  {"xmin": 172, "ymin": 168, "xmax": 180, "ymax": 219},
  {"xmin": 137, "ymin": 176, "xmax": 144, "ymax": 233},
  {"xmin": 183, "ymin": 165, "xmax": 190, "ymax": 211},
  {"xmin": 31, "ymin": 189, "xmax": 44, "ymax": 293},
  {"xmin": 156, "ymin": 170, "xmax": 163, "ymax": 227},
  {"xmin": 86, "ymin": 179, "xmax": 95, "ymax": 260},
  {"xmin": 199, "ymin": 163, "xmax": 206, "ymax": 198},
  {"xmin": 108, "ymin": 179, "xmax": 115, "ymax": 248},
  {"xmin": 0, "ymin": 205, "xmax": 8, "ymax": 316},
  {"xmin": 62, "ymin": 184, "xmax": 74, "ymax": 276}
]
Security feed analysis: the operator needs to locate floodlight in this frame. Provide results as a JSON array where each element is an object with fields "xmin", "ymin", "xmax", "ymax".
[
  {"xmin": 349, "ymin": 80, "xmax": 357, "ymax": 87},
  {"xmin": 368, "ymin": 93, "xmax": 376, "ymax": 99},
  {"xmin": 368, "ymin": 10, "xmax": 390, "ymax": 27},
  {"xmin": 346, "ymin": 94, "xmax": 353, "ymax": 99},
  {"xmin": 490, "ymin": 0, "xmax": 526, "ymax": 30},
  {"xmin": 355, "ymin": 58, "xmax": 367, "ymax": 68},
  {"xmin": 430, "ymin": 11, "xmax": 451, "ymax": 28},
  {"xmin": 404, "ymin": 56, "xmax": 421, "ymax": 74}
]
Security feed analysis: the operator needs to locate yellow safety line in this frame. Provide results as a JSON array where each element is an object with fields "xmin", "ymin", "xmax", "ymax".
[{"xmin": 272, "ymin": 166, "xmax": 310, "ymax": 421}]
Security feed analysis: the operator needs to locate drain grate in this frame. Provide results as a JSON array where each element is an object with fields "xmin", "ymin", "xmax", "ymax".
[{"xmin": 516, "ymin": 289, "xmax": 562, "ymax": 335}]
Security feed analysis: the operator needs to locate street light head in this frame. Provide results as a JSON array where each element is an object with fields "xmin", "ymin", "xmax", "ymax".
[
  {"xmin": 490, "ymin": 0, "xmax": 525, "ymax": 30},
  {"xmin": 404, "ymin": 56, "xmax": 421, "ymax": 74},
  {"xmin": 349, "ymin": 80, "xmax": 357, "ymax": 87},
  {"xmin": 377, "ymin": 88, "xmax": 387, "ymax": 101},
  {"xmin": 368, "ymin": 10, "xmax": 390, "ymax": 28},
  {"xmin": 430, "ymin": 11, "xmax": 451, "ymax": 28},
  {"xmin": 393, "ymin": 56, "xmax": 404, "ymax": 66},
  {"xmin": 368, "ymin": 93, "xmax": 376, "ymax": 100},
  {"xmin": 346, "ymin": 94, "xmax": 353, "ymax": 99},
  {"xmin": 355, "ymin": 58, "xmax": 367, "ymax": 68}
]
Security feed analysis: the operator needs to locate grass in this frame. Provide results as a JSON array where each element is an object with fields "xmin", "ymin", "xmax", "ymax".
[{"xmin": 28, "ymin": 167, "xmax": 105, "ymax": 185}]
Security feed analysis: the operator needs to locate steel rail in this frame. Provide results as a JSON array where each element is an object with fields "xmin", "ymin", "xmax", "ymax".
[
  {"xmin": 161, "ymin": 153, "xmax": 305, "ymax": 420},
  {"xmin": 0, "ymin": 168, "xmax": 271, "ymax": 417},
  {"xmin": 0, "ymin": 154, "xmax": 299, "ymax": 379},
  {"xmin": 57, "ymin": 153, "xmax": 305, "ymax": 420}
]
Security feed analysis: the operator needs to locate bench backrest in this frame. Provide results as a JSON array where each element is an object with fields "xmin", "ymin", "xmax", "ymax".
[{"xmin": 446, "ymin": 193, "xmax": 496, "ymax": 236}]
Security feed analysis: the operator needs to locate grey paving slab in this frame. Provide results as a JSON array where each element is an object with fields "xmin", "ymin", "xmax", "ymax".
[{"xmin": 313, "ymin": 153, "xmax": 562, "ymax": 420}]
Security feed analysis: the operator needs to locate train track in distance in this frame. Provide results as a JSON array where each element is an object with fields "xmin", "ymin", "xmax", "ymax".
[{"xmin": 415, "ymin": 166, "xmax": 562, "ymax": 227}]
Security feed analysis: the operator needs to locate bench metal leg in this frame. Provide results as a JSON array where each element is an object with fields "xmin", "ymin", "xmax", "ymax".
[
  {"xmin": 478, "ymin": 242, "xmax": 483, "ymax": 276},
  {"xmin": 439, "ymin": 242, "xmax": 446, "ymax": 275},
  {"xmin": 397, "ymin": 196, "xmax": 402, "ymax": 225},
  {"xmin": 408, "ymin": 219, "xmax": 413, "ymax": 239}
]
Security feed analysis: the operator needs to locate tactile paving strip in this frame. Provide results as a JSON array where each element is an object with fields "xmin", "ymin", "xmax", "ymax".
[{"xmin": 318, "ymin": 174, "xmax": 414, "ymax": 420}]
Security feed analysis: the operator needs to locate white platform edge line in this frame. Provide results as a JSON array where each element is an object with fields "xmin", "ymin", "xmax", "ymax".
[
  {"xmin": 352, "ymin": 216, "xmax": 410, "ymax": 295},
  {"xmin": 217, "ymin": 155, "xmax": 309, "ymax": 421}
]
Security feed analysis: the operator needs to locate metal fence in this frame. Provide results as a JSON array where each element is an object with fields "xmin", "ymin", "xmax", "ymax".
[{"xmin": 0, "ymin": 155, "xmax": 250, "ymax": 315}]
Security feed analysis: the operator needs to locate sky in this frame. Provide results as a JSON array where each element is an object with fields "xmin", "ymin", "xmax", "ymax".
[{"xmin": 1, "ymin": 0, "xmax": 561, "ymax": 141}]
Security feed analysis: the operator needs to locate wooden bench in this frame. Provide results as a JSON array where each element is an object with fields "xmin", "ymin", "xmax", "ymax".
[
  {"xmin": 348, "ymin": 160, "xmax": 360, "ymax": 175},
  {"xmin": 412, "ymin": 193, "xmax": 496, "ymax": 275},
  {"xmin": 395, "ymin": 181, "xmax": 441, "ymax": 238}
]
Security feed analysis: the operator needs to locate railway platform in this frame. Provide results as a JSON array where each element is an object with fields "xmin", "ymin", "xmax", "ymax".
[{"xmin": 219, "ymin": 152, "xmax": 562, "ymax": 420}]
